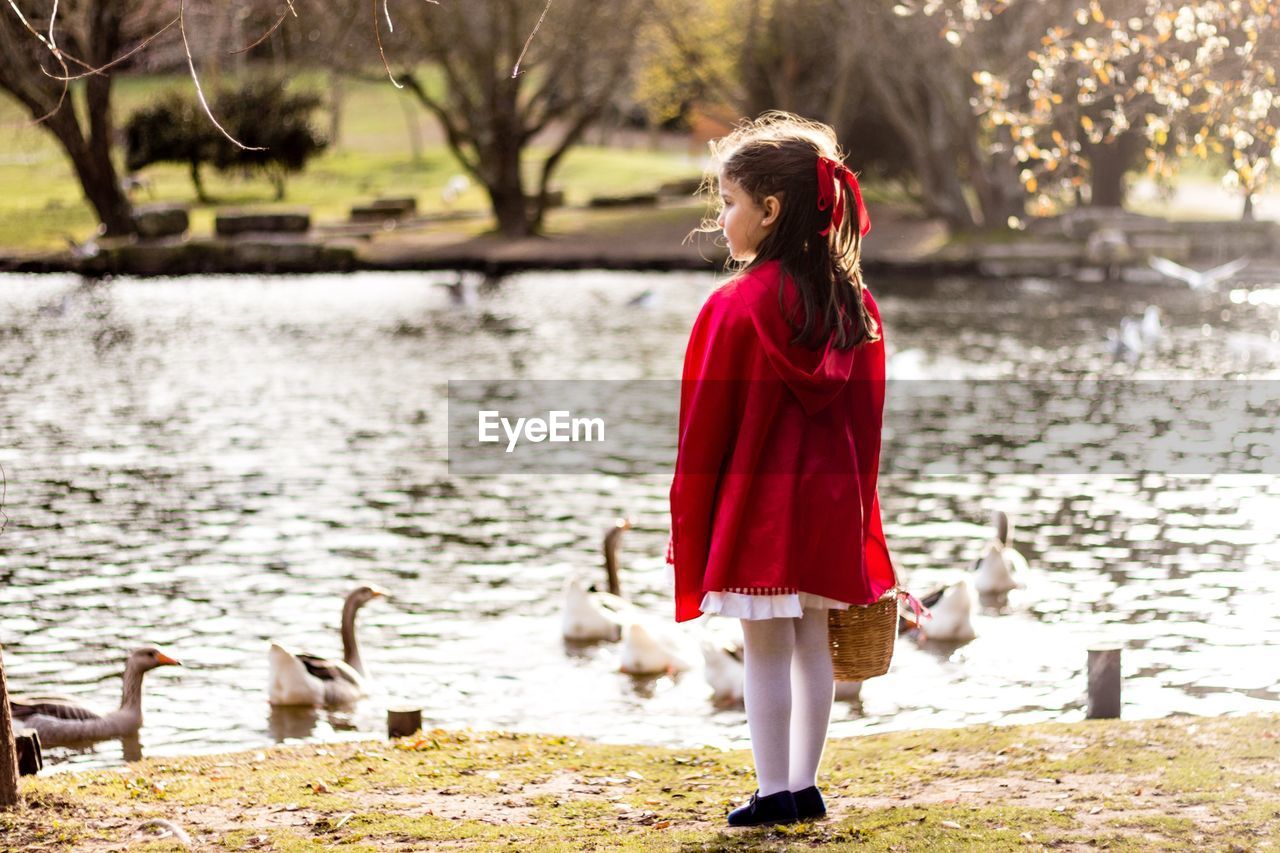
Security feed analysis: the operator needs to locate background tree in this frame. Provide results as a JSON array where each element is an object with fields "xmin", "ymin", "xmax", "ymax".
[
  {"xmin": 639, "ymin": 0, "xmax": 1033, "ymax": 228},
  {"xmin": 125, "ymin": 80, "xmax": 326, "ymax": 202},
  {"xmin": 384, "ymin": 0, "xmax": 651, "ymax": 236},
  {"xmin": 125, "ymin": 92, "xmax": 219, "ymax": 202},
  {"xmin": 208, "ymin": 79, "xmax": 327, "ymax": 201},
  {"xmin": 969, "ymin": 0, "xmax": 1279, "ymax": 218},
  {"xmin": 0, "ymin": 1, "xmax": 177, "ymax": 236}
]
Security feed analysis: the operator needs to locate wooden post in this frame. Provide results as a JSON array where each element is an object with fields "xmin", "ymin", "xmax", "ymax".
[
  {"xmin": 1, "ymin": 644, "xmax": 20, "ymax": 807},
  {"xmin": 1086, "ymin": 647, "xmax": 1122, "ymax": 719},
  {"xmin": 14, "ymin": 729, "xmax": 41, "ymax": 776},
  {"xmin": 387, "ymin": 707, "xmax": 423, "ymax": 739}
]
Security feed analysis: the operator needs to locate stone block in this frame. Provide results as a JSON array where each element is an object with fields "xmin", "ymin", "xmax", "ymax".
[
  {"xmin": 215, "ymin": 210, "xmax": 311, "ymax": 236},
  {"xmin": 132, "ymin": 204, "xmax": 189, "ymax": 240}
]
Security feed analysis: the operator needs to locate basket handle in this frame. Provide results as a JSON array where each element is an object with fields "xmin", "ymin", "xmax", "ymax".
[{"xmin": 896, "ymin": 589, "xmax": 930, "ymax": 630}]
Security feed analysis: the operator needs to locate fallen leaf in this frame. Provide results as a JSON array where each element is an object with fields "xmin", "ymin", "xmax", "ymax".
[{"xmin": 940, "ymin": 820, "xmax": 962, "ymax": 829}]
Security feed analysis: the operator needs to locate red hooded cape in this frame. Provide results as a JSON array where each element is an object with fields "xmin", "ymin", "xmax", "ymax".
[{"xmin": 668, "ymin": 259, "xmax": 895, "ymax": 623}]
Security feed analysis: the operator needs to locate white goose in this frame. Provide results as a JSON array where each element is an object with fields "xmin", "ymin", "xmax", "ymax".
[
  {"xmin": 907, "ymin": 577, "xmax": 977, "ymax": 642},
  {"xmin": 561, "ymin": 519, "xmax": 639, "ymax": 642},
  {"xmin": 974, "ymin": 510, "xmax": 1028, "ymax": 596},
  {"xmin": 9, "ymin": 647, "xmax": 181, "ymax": 747},
  {"xmin": 619, "ymin": 619, "xmax": 698, "ymax": 675},
  {"xmin": 268, "ymin": 586, "xmax": 386, "ymax": 706},
  {"xmin": 700, "ymin": 635, "xmax": 863, "ymax": 704},
  {"xmin": 700, "ymin": 638, "xmax": 744, "ymax": 706}
]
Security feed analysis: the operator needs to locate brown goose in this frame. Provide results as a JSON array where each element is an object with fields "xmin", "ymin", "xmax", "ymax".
[
  {"xmin": 268, "ymin": 585, "xmax": 386, "ymax": 706},
  {"xmin": 9, "ymin": 647, "xmax": 182, "ymax": 747}
]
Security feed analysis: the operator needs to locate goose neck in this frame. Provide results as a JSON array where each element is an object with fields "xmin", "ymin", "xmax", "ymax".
[{"xmin": 341, "ymin": 597, "xmax": 365, "ymax": 675}]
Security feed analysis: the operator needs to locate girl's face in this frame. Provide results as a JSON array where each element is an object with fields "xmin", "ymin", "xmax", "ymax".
[{"xmin": 717, "ymin": 173, "xmax": 779, "ymax": 262}]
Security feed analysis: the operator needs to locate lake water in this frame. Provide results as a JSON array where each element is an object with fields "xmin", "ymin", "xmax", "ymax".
[{"xmin": 1, "ymin": 268, "xmax": 1277, "ymax": 771}]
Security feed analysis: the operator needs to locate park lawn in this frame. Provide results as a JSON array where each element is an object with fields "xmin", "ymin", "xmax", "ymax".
[
  {"xmin": 3, "ymin": 712, "xmax": 1277, "ymax": 851},
  {"xmin": 0, "ymin": 71, "xmax": 705, "ymax": 253}
]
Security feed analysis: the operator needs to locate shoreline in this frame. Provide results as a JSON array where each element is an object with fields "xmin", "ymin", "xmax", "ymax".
[
  {"xmin": 4, "ymin": 202, "xmax": 1274, "ymax": 281},
  {"xmin": 6, "ymin": 712, "xmax": 1277, "ymax": 850}
]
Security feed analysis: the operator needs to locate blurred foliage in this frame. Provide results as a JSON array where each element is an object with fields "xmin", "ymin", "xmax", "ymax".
[
  {"xmin": 951, "ymin": 0, "xmax": 1278, "ymax": 216},
  {"xmin": 124, "ymin": 79, "xmax": 327, "ymax": 202},
  {"xmin": 633, "ymin": 0, "xmax": 1275, "ymax": 224}
]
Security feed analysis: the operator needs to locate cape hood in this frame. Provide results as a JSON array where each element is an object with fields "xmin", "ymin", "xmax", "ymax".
[{"xmin": 734, "ymin": 260, "xmax": 858, "ymax": 415}]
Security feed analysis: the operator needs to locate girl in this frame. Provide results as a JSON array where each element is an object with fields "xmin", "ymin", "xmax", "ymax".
[{"xmin": 668, "ymin": 112, "xmax": 896, "ymax": 827}]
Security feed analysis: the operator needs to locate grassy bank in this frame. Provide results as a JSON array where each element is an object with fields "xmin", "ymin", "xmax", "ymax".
[
  {"xmin": 0, "ymin": 72, "xmax": 705, "ymax": 252},
  {"xmin": 3, "ymin": 713, "xmax": 1277, "ymax": 851}
]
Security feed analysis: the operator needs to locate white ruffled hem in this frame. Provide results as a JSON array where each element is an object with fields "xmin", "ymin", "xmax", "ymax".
[{"xmin": 700, "ymin": 590, "xmax": 852, "ymax": 620}]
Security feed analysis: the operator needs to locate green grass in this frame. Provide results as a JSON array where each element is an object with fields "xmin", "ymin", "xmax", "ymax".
[
  {"xmin": 5, "ymin": 714, "xmax": 1278, "ymax": 850},
  {"xmin": 0, "ymin": 71, "xmax": 704, "ymax": 251}
]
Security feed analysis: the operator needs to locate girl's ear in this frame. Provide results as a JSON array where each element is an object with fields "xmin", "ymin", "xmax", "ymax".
[{"xmin": 760, "ymin": 195, "xmax": 781, "ymax": 229}]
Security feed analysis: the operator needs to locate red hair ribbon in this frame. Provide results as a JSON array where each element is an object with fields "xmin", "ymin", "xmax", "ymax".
[{"xmin": 816, "ymin": 155, "xmax": 871, "ymax": 238}]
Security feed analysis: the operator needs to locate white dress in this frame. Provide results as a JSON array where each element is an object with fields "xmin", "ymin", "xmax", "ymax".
[{"xmin": 700, "ymin": 588, "xmax": 852, "ymax": 620}]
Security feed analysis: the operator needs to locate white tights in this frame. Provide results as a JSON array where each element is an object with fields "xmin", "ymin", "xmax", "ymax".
[{"xmin": 740, "ymin": 608, "xmax": 835, "ymax": 796}]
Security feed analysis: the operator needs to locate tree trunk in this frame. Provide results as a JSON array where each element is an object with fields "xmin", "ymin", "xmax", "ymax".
[
  {"xmin": 1, "ymin": 645, "xmax": 19, "ymax": 808},
  {"xmin": 328, "ymin": 71, "xmax": 344, "ymax": 148},
  {"xmin": 1088, "ymin": 129, "xmax": 1142, "ymax": 208},
  {"xmin": 189, "ymin": 161, "xmax": 209, "ymax": 203},
  {"xmin": 46, "ymin": 110, "xmax": 134, "ymax": 237},
  {"xmin": 1242, "ymin": 192, "xmax": 1255, "ymax": 221},
  {"xmin": 74, "ymin": 144, "xmax": 134, "ymax": 236},
  {"xmin": 489, "ymin": 185, "xmax": 534, "ymax": 237}
]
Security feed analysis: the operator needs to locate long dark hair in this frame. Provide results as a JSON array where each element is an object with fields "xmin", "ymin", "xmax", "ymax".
[{"xmin": 699, "ymin": 111, "xmax": 879, "ymax": 350}]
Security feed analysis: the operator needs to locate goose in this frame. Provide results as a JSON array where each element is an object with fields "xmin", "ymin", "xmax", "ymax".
[
  {"xmin": 9, "ymin": 647, "xmax": 181, "ymax": 747},
  {"xmin": 625, "ymin": 288, "xmax": 657, "ymax": 308},
  {"xmin": 268, "ymin": 585, "xmax": 386, "ymax": 706},
  {"xmin": 561, "ymin": 519, "xmax": 638, "ymax": 642},
  {"xmin": 619, "ymin": 619, "xmax": 697, "ymax": 675},
  {"xmin": 441, "ymin": 174, "xmax": 471, "ymax": 206},
  {"xmin": 974, "ymin": 510, "xmax": 1028, "ymax": 595},
  {"xmin": 903, "ymin": 578, "xmax": 977, "ymax": 642},
  {"xmin": 699, "ymin": 635, "xmax": 863, "ymax": 705},
  {"xmin": 1149, "ymin": 255, "xmax": 1249, "ymax": 291},
  {"xmin": 700, "ymin": 637, "xmax": 744, "ymax": 706},
  {"xmin": 1105, "ymin": 316, "xmax": 1144, "ymax": 364},
  {"xmin": 1140, "ymin": 305, "xmax": 1162, "ymax": 348}
]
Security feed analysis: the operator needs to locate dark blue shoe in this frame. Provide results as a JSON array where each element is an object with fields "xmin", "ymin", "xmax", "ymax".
[
  {"xmin": 792, "ymin": 785, "xmax": 826, "ymax": 820},
  {"xmin": 727, "ymin": 789, "xmax": 798, "ymax": 827}
]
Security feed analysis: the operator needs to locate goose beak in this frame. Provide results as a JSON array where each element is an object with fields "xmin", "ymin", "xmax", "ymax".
[
  {"xmin": 156, "ymin": 653, "xmax": 183, "ymax": 667},
  {"xmin": 370, "ymin": 587, "xmax": 389, "ymax": 599},
  {"xmin": 617, "ymin": 517, "xmax": 633, "ymax": 530}
]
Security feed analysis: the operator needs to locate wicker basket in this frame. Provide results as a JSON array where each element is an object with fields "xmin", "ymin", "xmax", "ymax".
[{"xmin": 827, "ymin": 588, "xmax": 899, "ymax": 682}]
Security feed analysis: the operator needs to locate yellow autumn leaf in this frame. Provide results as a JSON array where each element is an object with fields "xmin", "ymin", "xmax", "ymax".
[
  {"xmin": 1026, "ymin": 176, "xmax": 1038, "ymax": 192},
  {"xmin": 1098, "ymin": 64, "xmax": 1111, "ymax": 85},
  {"xmin": 1091, "ymin": 2, "xmax": 1104, "ymax": 23},
  {"xmin": 1193, "ymin": 142, "xmax": 1208, "ymax": 158},
  {"xmin": 1154, "ymin": 128, "xmax": 1168, "ymax": 145},
  {"xmin": 1081, "ymin": 115, "xmax": 1095, "ymax": 132}
]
